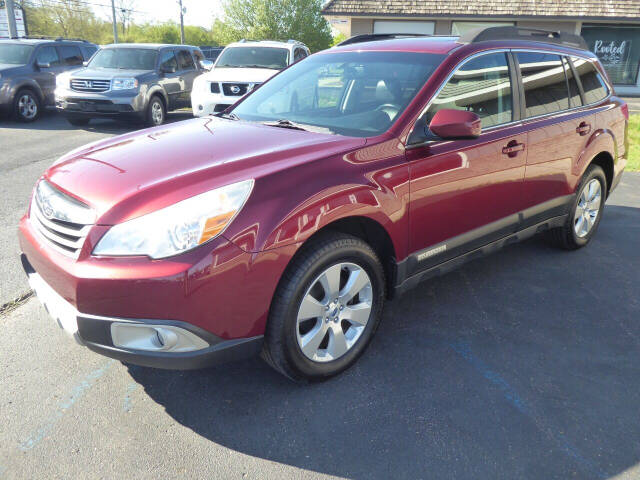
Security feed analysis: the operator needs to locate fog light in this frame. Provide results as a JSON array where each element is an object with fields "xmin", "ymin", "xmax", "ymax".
[
  {"xmin": 111, "ymin": 322, "xmax": 209, "ymax": 353},
  {"xmin": 198, "ymin": 105, "xmax": 203, "ymax": 110}
]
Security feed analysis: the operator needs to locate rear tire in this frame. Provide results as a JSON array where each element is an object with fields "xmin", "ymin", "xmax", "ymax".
[
  {"xmin": 262, "ymin": 232, "xmax": 386, "ymax": 382},
  {"xmin": 13, "ymin": 89, "xmax": 40, "ymax": 122},
  {"xmin": 546, "ymin": 164, "xmax": 607, "ymax": 250},
  {"xmin": 145, "ymin": 96, "xmax": 165, "ymax": 127}
]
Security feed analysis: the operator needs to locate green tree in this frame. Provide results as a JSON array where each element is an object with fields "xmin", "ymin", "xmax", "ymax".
[{"xmin": 212, "ymin": 0, "xmax": 332, "ymax": 52}]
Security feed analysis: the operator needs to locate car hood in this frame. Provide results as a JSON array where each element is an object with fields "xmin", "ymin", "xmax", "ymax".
[
  {"xmin": 45, "ymin": 117, "xmax": 365, "ymax": 225},
  {"xmin": 202, "ymin": 67, "xmax": 279, "ymax": 83},
  {"xmin": 0, "ymin": 64, "xmax": 24, "ymax": 74},
  {"xmin": 68, "ymin": 68, "xmax": 152, "ymax": 80}
]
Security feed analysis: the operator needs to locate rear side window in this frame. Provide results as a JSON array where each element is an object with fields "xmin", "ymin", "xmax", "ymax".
[
  {"xmin": 572, "ymin": 57, "xmax": 608, "ymax": 104},
  {"xmin": 36, "ymin": 46, "xmax": 60, "ymax": 67},
  {"xmin": 426, "ymin": 52, "xmax": 513, "ymax": 128},
  {"xmin": 59, "ymin": 46, "xmax": 83, "ymax": 66},
  {"xmin": 81, "ymin": 45, "xmax": 97, "ymax": 60},
  {"xmin": 294, "ymin": 48, "xmax": 307, "ymax": 62},
  {"xmin": 563, "ymin": 57, "xmax": 582, "ymax": 107},
  {"xmin": 516, "ymin": 52, "xmax": 569, "ymax": 117},
  {"xmin": 176, "ymin": 50, "xmax": 195, "ymax": 70}
]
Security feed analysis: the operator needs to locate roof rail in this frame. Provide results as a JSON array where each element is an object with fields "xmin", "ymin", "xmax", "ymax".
[
  {"xmin": 459, "ymin": 26, "xmax": 588, "ymax": 50},
  {"xmin": 337, "ymin": 33, "xmax": 430, "ymax": 46},
  {"xmin": 55, "ymin": 37, "xmax": 90, "ymax": 43}
]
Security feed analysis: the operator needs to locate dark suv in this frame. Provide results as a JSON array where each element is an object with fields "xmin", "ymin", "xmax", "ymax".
[
  {"xmin": 55, "ymin": 43, "xmax": 205, "ymax": 126},
  {"xmin": 19, "ymin": 27, "xmax": 628, "ymax": 382},
  {"xmin": 0, "ymin": 38, "xmax": 98, "ymax": 122}
]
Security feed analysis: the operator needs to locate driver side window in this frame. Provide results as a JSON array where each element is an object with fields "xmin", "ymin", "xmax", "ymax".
[{"xmin": 425, "ymin": 52, "xmax": 513, "ymax": 129}]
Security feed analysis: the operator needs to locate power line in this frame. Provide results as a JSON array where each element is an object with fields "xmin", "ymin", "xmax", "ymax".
[{"xmin": 23, "ymin": 0, "xmax": 149, "ymax": 15}]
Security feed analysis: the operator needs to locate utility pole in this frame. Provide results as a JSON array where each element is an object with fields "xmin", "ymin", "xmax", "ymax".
[
  {"xmin": 5, "ymin": 0, "xmax": 18, "ymax": 39},
  {"xmin": 111, "ymin": 0, "xmax": 119, "ymax": 43},
  {"xmin": 178, "ymin": 0, "xmax": 185, "ymax": 44}
]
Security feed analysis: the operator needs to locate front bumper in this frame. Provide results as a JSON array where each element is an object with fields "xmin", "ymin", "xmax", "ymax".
[
  {"xmin": 22, "ymin": 253, "xmax": 263, "ymax": 369},
  {"xmin": 18, "ymin": 213, "xmax": 295, "ymax": 369},
  {"xmin": 191, "ymin": 89, "xmax": 237, "ymax": 117},
  {"xmin": 55, "ymin": 87, "xmax": 146, "ymax": 116}
]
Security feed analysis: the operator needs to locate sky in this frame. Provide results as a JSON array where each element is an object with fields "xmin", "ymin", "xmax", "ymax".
[{"xmin": 95, "ymin": 0, "xmax": 225, "ymax": 29}]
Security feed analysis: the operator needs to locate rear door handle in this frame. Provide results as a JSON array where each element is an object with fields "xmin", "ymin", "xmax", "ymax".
[
  {"xmin": 576, "ymin": 122, "xmax": 591, "ymax": 136},
  {"xmin": 502, "ymin": 141, "xmax": 525, "ymax": 157}
]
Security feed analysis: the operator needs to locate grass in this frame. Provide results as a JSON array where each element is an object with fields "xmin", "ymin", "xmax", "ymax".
[{"xmin": 629, "ymin": 114, "xmax": 640, "ymax": 171}]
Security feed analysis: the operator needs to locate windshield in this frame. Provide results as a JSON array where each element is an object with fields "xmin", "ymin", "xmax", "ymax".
[
  {"xmin": 231, "ymin": 51, "xmax": 445, "ymax": 137},
  {"xmin": 216, "ymin": 47, "xmax": 289, "ymax": 69},
  {"xmin": 89, "ymin": 48, "xmax": 157, "ymax": 70},
  {"xmin": 0, "ymin": 44, "xmax": 34, "ymax": 65}
]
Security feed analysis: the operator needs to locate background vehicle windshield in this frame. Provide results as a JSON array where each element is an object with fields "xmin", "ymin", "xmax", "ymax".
[
  {"xmin": 232, "ymin": 51, "xmax": 445, "ymax": 137},
  {"xmin": 216, "ymin": 47, "xmax": 289, "ymax": 69},
  {"xmin": 89, "ymin": 48, "xmax": 157, "ymax": 70},
  {"xmin": 0, "ymin": 44, "xmax": 34, "ymax": 65}
]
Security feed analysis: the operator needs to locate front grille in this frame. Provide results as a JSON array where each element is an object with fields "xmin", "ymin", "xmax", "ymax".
[
  {"xmin": 214, "ymin": 104, "xmax": 231, "ymax": 113},
  {"xmin": 30, "ymin": 194, "xmax": 92, "ymax": 259},
  {"xmin": 222, "ymin": 83, "xmax": 249, "ymax": 96},
  {"xmin": 70, "ymin": 78, "xmax": 111, "ymax": 93}
]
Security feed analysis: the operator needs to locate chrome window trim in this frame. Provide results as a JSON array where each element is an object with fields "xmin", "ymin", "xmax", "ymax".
[{"xmin": 407, "ymin": 47, "xmax": 612, "ymax": 146}]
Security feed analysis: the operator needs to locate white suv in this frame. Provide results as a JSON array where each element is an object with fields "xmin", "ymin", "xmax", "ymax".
[{"xmin": 191, "ymin": 40, "xmax": 309, "ymax": 117}]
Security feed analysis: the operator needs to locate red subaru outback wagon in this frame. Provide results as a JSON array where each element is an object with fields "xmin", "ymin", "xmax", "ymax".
[{"xmin": 19, "ymin": 27, "xmax": 628, "ymax": 381}]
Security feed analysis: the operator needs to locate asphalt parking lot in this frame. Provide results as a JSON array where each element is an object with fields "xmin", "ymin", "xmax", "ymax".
[{"xmin": 1, "ymin": 113, "xmax": 639, "ymax": 479}]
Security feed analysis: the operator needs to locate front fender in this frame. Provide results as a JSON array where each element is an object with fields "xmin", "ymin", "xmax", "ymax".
[
  {"xmin": 9, "ymin": 77, "xmax": 44, "ymax": 102},
  {"xmin": 223, "ymin": 138, "xmax": 410, "ymax": 260}
]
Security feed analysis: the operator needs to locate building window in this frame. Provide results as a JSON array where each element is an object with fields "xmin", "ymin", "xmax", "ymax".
[
  {"xmin": 425, "ymin": 52, "xmax": 512, "ymax": 129},
  {"xmin": 373, "ymin": 20, "xmax": 434, "ymax": 35},
  {"xmin": 451, "ymin": 21, "xmax": 514, "ymax": 36},
  {"xmin": 581, "ymin": 25, "xmax": 640, "ymax": 85}
]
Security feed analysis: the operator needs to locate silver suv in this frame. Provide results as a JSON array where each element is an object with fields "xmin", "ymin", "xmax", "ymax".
[
  {"xmin": 55, "ymin": 43, "xmax": 205, "ymax": 126},
  {"xmin": 0, "ymin": 38, "xmax": 98, "ymax": 122}
]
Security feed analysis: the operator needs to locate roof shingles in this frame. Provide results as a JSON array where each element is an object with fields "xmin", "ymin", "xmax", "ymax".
[{"xmin": 322, "ymin": 0, "xmax": 640, "ymax": 19}]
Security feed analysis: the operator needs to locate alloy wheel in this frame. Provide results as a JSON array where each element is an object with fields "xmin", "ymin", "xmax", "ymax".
[
  {"xmin": 574, "ymin": 178, "xmax": 602, "ymax": 238},
  {"xmin": 18, "ymin": 94, "xmax": 37, "ymax": 120},
  {"xmin": 151, "ymin": 101, "xmax": 164, "ymax": 125},
  {"xmin": 296, "ymin": 262, "xmax": 373, "ymax": 363}
]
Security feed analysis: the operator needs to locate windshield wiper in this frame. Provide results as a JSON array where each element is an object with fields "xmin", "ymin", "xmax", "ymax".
[
  {"xmin": 243, "ymin": 64, "xmax": 280, "ymax": 70},
  {"xmin": 217, "ymin": 111, "xmax": 240, "ymax": 120},
  {"xmin": 262, "ymin": 119, "xmax": 309, "ymax": 131}
]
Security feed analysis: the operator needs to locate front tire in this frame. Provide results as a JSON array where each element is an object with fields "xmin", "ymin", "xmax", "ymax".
[
  {"xmin": 13, "ymin": 89, "xmax": 40, "ymax": 122},
  {"xmin": 262, "ymin": 232, "xmax": 386, "ymax": 382},
  {"xmin": 546, "ymin": 164, "xmax": 607, "ymax": 250},
  {"xmin": 145, "ymin": 96, "xmax": 165, "ymax": 127}
]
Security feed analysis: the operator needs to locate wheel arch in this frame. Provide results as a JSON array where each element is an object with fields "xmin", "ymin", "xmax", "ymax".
[
  {"xmin": 282, "ymin": 215, "xmax": 398, "ymax": 300},
  {"xmin": 13, "ymin": 79, "xmax": 44, "ymax": 103},
  {"xmin": 589, "ymin": 151, "xmax": 614, "ymax": 197},
  {"xmin": 147, "ymin": 87, "xmax": 168, "ymax": 110}
]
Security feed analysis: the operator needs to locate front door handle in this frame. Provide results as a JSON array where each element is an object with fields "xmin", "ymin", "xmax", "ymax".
[
  {"xmin": 502, "ymin": 140, "xmax": 525, "ymax": 157},
  {"xmin": 576, "ymin": 122, "xmax": 591, "ymax": 136}
]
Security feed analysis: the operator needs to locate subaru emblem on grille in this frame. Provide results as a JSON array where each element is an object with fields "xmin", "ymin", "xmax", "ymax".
[{"xmin": 230, "ymin": 85, "xmax": 241, "ymax": 94}]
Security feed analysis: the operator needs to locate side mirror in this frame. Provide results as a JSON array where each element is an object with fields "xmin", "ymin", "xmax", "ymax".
[
  {"xmin": 200, "ymin": 59, "xmax": 214, "ymax": 71},
  {"xmin": 83, "ymin": 61, "xmax": 88, "ymax": 67},
  {"xmin": 36, "ymin": 61, "xmax": 51, "ymax": 69},
  {"xmin": 161, "ymin": 65, "xmax": 177, "ymax": 74},
  {"xmin": 428, "ymin": 109, "xmax": 481, "ymax": 140}
]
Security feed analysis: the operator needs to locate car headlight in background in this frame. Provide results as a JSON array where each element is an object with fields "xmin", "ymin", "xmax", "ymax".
[
  {"xmin": 93, "ymin": 179, "xmax": 254, "ymax": 259},
  {"xmin": 55, "ymin": 72, "xmax": 70, "ymax": 88},
  {"xmin": 112, "ymin": 78, "xmax": 138, "ymax": 90}
]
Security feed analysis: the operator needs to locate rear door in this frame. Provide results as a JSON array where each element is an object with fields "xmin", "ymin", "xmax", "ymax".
[
  {"xmin": 514, "ymin": 51, "xmax": 596, "ymax": 222},
  {"xmin": 33, "ymin": 45, "xmax": 65, "ymax": 105},
  {"xmin": 406, "ymin": 51, "xmax": 527, "ymax": 271}
]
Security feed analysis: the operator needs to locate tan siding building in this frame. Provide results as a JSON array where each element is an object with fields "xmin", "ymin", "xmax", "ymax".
[{"xmin": 322, "ymin": 0, "xmax": 640, "ymax": 95}]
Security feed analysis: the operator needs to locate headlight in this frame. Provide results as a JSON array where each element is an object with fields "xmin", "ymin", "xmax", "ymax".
[
  {"xmin": 93, "ymin": 180, "xmax": 254, "ymax": 259},
  {"xmin": 56, "ymin": 73, "xmax": 70, "ymax": 88},
  {"xmin": 112, "ymin": 78, "xmax": 138, "ymax": 90}
]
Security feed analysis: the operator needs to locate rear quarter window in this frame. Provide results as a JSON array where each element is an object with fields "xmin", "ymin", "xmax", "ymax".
[{"xmin": 572, "ymin": 57, "xmax": 608, "ymax": 104}]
